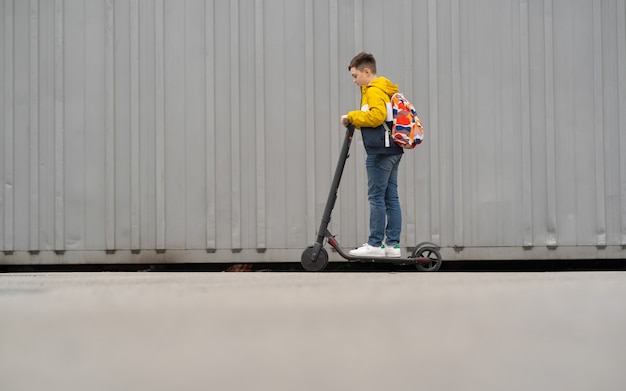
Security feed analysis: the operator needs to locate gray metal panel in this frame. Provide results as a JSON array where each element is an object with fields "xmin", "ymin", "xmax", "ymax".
[{"xmin": 1, "ymin": 0, "xmax": 626, "ymax": 264}]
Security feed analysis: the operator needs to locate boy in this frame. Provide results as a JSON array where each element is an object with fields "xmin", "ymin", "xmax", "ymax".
[{"xmin": 340, "ymin": 52, "xmax": 403, "ymax": 258}]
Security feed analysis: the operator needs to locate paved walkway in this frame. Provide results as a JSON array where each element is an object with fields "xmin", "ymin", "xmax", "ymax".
[{"xmin": 1, "ymin": 271, "xmax": 625, "ymax": 390}]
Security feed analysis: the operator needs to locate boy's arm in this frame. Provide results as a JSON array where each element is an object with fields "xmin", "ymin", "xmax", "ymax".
[{"xmin": 346, "ymin": 88, "xmax": 388, "ymax": 128}]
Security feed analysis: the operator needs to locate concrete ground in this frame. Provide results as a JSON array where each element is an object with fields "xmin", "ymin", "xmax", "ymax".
[{"xmin": 1, "ymin": 270, "xmax": 625, "ymax": 391}]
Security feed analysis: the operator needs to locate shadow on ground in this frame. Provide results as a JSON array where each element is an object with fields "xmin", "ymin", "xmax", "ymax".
[{"xmin": 2, "ymin": 259, "xmax": 626, "ymax": 273}]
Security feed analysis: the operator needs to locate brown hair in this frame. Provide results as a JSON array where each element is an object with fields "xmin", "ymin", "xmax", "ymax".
[{"xmin": 348, "ymin": 52, "xmax": 377, "ymax": 74}]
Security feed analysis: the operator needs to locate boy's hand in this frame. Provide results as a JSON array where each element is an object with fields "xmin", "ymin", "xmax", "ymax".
[{"xmin": 340, "ymin": 115, "xmax": 349, "ymax": 127}]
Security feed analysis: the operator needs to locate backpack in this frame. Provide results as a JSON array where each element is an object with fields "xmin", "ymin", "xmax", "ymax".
[{"xmin": 383, "ymin": 93, "xmax": 424, "ymax": 149}]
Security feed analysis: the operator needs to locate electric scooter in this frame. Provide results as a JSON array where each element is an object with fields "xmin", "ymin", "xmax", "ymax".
[{"xmin": 300, "ymin": 123, "xmax": 443, "ymax": 272}]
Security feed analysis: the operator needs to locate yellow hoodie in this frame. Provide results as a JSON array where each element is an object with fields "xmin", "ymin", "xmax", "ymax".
[{"xmin": 346, "ymin": 76, "xmax": 399, "ymax": 128}]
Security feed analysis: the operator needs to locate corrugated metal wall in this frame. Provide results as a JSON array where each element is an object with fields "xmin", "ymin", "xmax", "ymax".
[{"xmin": 2, "ymin": 0, "xmax": 626, "ymax": 264}]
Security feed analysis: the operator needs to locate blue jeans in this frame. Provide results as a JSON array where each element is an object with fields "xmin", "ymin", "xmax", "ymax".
[{"xmin": 365, "ymin": 154, "xmax": 402, "ymax": 247}]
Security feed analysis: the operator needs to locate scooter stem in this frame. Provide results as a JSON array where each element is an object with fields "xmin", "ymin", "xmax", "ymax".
[{"xmin": 311, "ymin": 124, "xmax": 355, "ymax": 260}]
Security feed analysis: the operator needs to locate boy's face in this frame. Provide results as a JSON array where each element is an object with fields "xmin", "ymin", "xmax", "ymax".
[{"xmin": 350, "ymin": 66, "xmax": 370, "ymax": 87}]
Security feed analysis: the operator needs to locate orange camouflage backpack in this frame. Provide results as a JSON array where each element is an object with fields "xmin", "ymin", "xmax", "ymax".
[{"xmin": 383, "ymin": 93, "xmax": 424, "ymax": 149}]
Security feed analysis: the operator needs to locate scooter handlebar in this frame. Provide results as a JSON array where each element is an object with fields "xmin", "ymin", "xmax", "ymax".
[{"xmin": 342, "ymin": 120, "xmax": 355, "ymax": 132}]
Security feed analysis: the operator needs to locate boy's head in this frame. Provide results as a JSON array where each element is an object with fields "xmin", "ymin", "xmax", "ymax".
[{"xmin": 348, "ymin": 52, "xmax": 377, "ymax": 87}]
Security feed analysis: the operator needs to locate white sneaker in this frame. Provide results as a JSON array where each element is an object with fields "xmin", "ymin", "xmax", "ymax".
[
  {"xmin": 349, "ymin": 243, "xmax": 385, "ymax": 257},
  {"xmin": 383, "ymin": 243, "xmax": 401, "ymax": 258}
]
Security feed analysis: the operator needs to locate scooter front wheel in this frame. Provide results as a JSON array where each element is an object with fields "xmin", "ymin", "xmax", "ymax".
[
  {"xmin": 301, "ymin": 246, "xmax": 329, "ymax": 272},
  {"xmin": 413, "ymin": 247, "xmax": 442, "ymax": 272}
]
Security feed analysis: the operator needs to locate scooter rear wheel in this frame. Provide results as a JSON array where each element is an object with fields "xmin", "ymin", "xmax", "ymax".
[
  {"xmin": 414, "ymin": 247, "xmax": 442, "ymax": 272},
  {"xmin": 301, "ymin": 246, "xmax": 329, "ymax": 272}
]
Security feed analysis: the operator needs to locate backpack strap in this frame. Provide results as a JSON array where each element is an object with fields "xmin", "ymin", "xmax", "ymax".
[
  {"xmin": 382, "ymin": 121, "xmax": 391, "ymax": 148},
  {"xmin": 381, "ymin": 99, "xmax": 393, "ymax": 148}
]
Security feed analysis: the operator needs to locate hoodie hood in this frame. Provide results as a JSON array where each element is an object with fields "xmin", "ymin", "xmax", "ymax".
[{"xmin": 364, "ymin": 76, "xmax": 399, "ymax": 97}]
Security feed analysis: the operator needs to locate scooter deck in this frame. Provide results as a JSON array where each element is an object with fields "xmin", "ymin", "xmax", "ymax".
[{"xmin": 334, "ymin": 250, "xmax": 432, "ymax": 265}]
